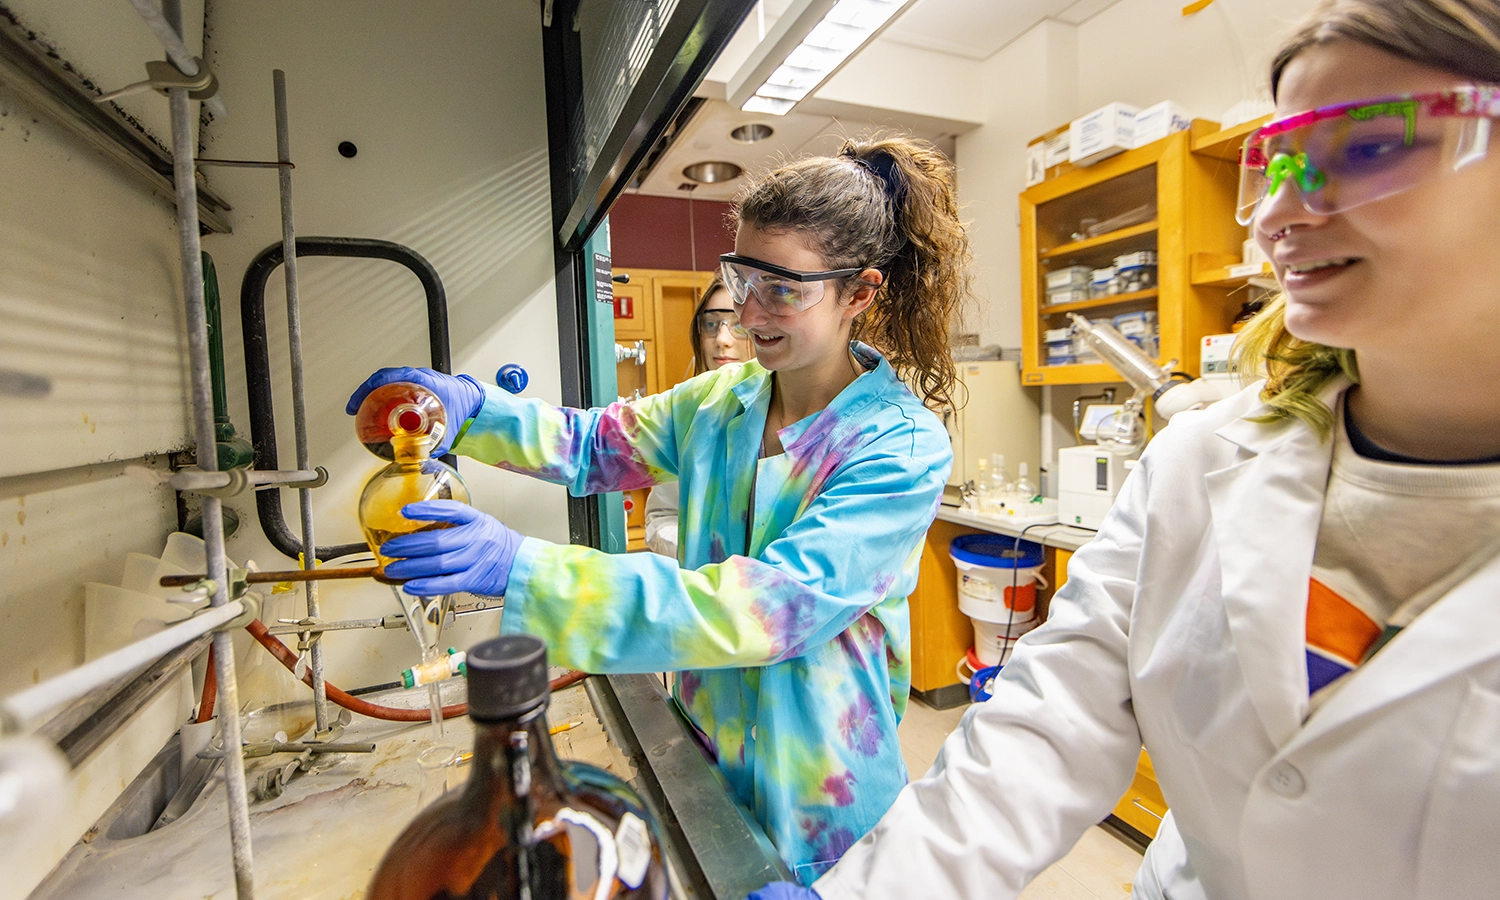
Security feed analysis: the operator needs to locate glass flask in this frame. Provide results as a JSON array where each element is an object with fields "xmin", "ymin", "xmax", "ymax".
[
  {"xmin": 367, "ymin": 634, "xmax": 670, "ymax": 900},
  {"xmin": 357, "ymin": 429, "xmax": 471, "ymax": 576}
]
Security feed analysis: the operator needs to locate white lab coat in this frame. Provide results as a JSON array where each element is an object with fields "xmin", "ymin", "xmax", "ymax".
[
  {"xmin": 643, "ymin": 481, "xmax": 680, "ymax": 558},
  {"xmin": 815, "ymin": 378, "xmax": 1500, "ymax": 900}
]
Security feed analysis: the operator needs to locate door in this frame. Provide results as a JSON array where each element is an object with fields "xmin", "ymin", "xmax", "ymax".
[{"xmin": 652, "ymin": 272, "xmax": 715, "ymax": 391}]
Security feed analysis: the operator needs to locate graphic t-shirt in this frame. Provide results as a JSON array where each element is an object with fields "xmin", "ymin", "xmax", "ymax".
[{"xmin": 1305, "ymin": 400, "xmax": 1500, "ymax": 709}]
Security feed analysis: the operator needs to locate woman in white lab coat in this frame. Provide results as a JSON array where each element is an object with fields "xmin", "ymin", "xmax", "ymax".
[{"xmin": 752, "ymin": 1, "xmax": 1500, "ymax": 899}]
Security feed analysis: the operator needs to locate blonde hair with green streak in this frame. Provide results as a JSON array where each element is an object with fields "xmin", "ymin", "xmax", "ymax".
[
  {"xmin": 1232, "ymin": 294, "xmax": 1359, "ymax": 439},
  {"xmin": 1233, "ymin": 0, "xmax": 1500, "ymax": 438}
]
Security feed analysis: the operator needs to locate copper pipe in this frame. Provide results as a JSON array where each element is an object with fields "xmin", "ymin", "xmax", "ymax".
[
  {"xmin": 244, "ymin": 619, "xmax": 587, "ymax": 721},
  {"xmin": 160, "ymin": 565, "xmax": 401, "ymax": 587}
]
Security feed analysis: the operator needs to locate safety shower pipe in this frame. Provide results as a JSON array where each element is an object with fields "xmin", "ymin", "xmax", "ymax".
[
  {"xmin": 270, "ymin": 70, "xmax": 331, "ymax": 736},
  {"xmin": 0, "ymin": 599, "xmax": 247, "ymax": 735},
  {"xmin": 160, "ymin": 0, "xmax": 255, "ymax": 895}
]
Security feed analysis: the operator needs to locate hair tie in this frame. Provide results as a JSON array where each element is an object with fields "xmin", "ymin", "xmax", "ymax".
[{"xmin": 844, "ymin": 150, "xmax": 905, "ymax": 207}]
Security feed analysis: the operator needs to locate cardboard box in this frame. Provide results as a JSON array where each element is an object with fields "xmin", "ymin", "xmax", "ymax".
[
  {"xmin": 1070, "ymin": 103, "xmax": 1138, "ymax": 166},
  {"xmin": 1133, "ymin": 101, "xmax": 1193, "ymax": 147},
  {"xmin": 1025, "ymin": 124, "xmax": 1073, "ymax": 185}
]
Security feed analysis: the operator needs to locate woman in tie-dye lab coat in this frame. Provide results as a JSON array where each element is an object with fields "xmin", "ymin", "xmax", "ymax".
[{"xmin": 348, "ymin": 135, "xmax": 970, "ymax": 882}]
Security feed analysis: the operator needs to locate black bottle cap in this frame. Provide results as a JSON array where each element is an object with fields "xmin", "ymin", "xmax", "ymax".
[{"xmin": 465, "ymin": 634, "xmax": 549, "ymax": 721}]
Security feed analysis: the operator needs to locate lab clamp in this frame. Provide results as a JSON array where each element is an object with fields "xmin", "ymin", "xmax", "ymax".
[{"xmin": 1058, "ymin": 314, "xmax": 1236, "ymax": 529}]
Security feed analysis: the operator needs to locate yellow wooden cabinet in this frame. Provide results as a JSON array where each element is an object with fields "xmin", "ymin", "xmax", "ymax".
[
  {"xmin": 614, "ymin": 268, "xmax": 714, "ymax": 551},
  {"xmin": 1020, "ymin": 120, "xmax": 1255, "ymax": 385},
  {"xmin": 650, "ymin": 271, "xmax": 715, "ymax": 390},
  {"xmin": 909, "ymin": 519, "xmax": 987, "ymax": 700},
  {"xmin": 611, "ymin": 279, "xmax": 652, "ymax": 340},
  {"xmin": 1054, "ymin": 540, "xmax": 1167, "ymax": 839}
]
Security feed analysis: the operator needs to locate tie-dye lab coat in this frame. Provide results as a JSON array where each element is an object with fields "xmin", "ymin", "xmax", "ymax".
[{"xmin": 454, "ymin": 343, "xmax": 952, "ymax": 883}]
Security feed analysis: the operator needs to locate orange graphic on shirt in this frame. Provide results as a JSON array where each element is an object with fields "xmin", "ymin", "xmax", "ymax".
[{"xmin": 1306, "ymin": 577, "xmax": 1382, "ymax": 666}]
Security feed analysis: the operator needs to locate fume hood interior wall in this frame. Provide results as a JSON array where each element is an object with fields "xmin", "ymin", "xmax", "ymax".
[
  {"xmin": 201, "ymin": 0, "xmax": 568, "ymax": 687},
  {"xmin": 0, "ymin": 0, "xmax": 208, "ymax": 696},
  {"xmin": 2, "ymin": 2, "xmax": 563, "ymax": 890},
  {"xmin": 0, "ymin": 2, "xmax": 209, "ymax": 893}
]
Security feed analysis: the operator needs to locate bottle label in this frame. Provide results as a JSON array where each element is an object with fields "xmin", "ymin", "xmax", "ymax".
[
  {"xmin": 615, "ymin": 811, "xmax": 651, "ymax": 890},
  {"xmin": 553, "ymin": 807, "xmax": 617, "ymax": 900}
]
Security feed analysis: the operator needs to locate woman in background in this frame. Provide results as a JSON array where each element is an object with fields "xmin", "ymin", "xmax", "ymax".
[{"xmin": 643, "ymin": 275, "xmax": 752, "ymax": 558}]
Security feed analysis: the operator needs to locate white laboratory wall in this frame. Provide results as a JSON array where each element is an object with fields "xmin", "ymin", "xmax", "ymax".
[
  {"xmin": 954, "ymin": 20, "xmax": 1077, "ymax": 350},
  {"xmin": 815, "ymin": 38, "xmax": 985, "ymax": 130},
  {"xmin": 1075, "ymin": 0, "xmax": 1315, "ymax": 116},
  {"xmin": 953, "ymin": 0, "xmax": 1316, "ymax": 352},
  {"xmin": 0, "ymin": 0, "xmax": 209, "ymax": 694},
  {"xmin": 201, "ymin": 0, "xmax": 567, "ymax": 675}
]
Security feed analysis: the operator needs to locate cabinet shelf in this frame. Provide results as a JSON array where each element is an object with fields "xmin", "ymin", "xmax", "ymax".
[
  {"xmin": 1190, "ymin": 114, "xmax": 1273, "ymax": 162},
  {"xmin": 1020, "ymin": 122, "xmax": 1245, "ymax": 386},
  {"xmin": 1023, "ymin": 361, "xmax": 1132, "ymax": 386},
  {"xmin": 1039, "ymin": 221, "xmax": 1157, "ymax": 261},
  {"xmin": 1192, "ymin": 261, "xmax": 1273, "ymax": 288},
  {"xmin": 1040, "ymin": 288, "xmax": 1158, "ymax": 316}
]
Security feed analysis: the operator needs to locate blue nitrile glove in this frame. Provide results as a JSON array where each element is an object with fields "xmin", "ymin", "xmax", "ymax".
[
  {"xmin": 746, "ymin": 885, "xmax": 820, "ymax": 900},
  {"xmin": 380, "ymin": 501, "xmax": 523, "ymax": 597},
  {"xmin": 346, "ymin": 366, "xmax": 486, "ymax": 457}
]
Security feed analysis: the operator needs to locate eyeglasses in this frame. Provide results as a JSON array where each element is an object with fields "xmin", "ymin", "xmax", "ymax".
[
  {"xmin": 696, "ymin": 310, "xmax": 749, "ymax": 338},
  {"xmin": 719, "ymin": 253, "xmax": 868, "ymax": 316},
  {"xmin": 1237, "ymin": 86, "xmax": 1500, "ymax": 225}
]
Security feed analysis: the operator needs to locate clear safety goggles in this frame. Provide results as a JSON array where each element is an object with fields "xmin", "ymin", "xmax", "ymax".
[
  {"xmin": 696, "ymin": 310, "xmax": 749, "ymax": 338},
  {"xmin": 719, "ymin": 253, "xmax": 867, "ymax": 316},
  {"xmin": 1236, "ymin": 86, "xmax": 1500, "ymax": 226}
]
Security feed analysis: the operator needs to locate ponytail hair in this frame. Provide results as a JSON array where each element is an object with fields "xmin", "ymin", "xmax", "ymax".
[{"xmin": 732, "ymin": 133, "xmax": 972, "ymax": 411}]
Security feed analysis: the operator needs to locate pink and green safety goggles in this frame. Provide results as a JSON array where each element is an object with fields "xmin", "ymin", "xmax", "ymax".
[{"xmin": 1237, "ymin": 86, "xmax": 1500, "ymax": 225}]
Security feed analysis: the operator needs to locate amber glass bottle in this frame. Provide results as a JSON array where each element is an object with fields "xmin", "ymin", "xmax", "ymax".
[
  {"xmin": 367, "ymin": 635, "xmax": 670, "ymax": 900},
  {"xmin": 355, "ymin": 381, "xmax": 450, "ymax": 460}
]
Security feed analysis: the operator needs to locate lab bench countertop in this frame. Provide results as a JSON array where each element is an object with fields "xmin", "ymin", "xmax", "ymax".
[
  {"xmin": 32, "ymin": 674, "xmax": 788, "ymax": 900},
  {"xmin": 935, "ymin": 504, "xmax": 1098, "ymax": 552}
]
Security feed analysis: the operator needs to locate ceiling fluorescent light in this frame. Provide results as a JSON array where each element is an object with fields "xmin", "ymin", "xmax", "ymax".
[{"xmin": 726, "ymin": 0, "xmax": 916, "ymax": 116}]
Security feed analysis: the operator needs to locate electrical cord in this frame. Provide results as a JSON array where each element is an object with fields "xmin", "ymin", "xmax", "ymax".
[{"xmin": 972, "ymin": 523, "xmax": 1048, "ymax": 702}]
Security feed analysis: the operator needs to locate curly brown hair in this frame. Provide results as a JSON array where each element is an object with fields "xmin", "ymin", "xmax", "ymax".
[{"xmin": 731, "ymin": 134, "xmax": 972, "ymax": 411}]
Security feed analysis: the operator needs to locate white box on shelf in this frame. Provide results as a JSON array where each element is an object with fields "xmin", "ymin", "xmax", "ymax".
[
  {"xmin": 1133, "ymin": 101, "xmax": 1192, "ymax": 147},
  {"xmin": 1045, "ymin": 265, "xmax": 1092, "ymax": 290},
  {"xmin": 1201, "ymin": 333, "xmax": 1237, "ymax": 375},
  {"xmin": 1026, "ymin": 142, "xmax": 1046, "ymax": 186},
  {"xmin": 1044, "ymin": 131, "xmax": 1071, "ymax": 168},
  {"xmin": 1070, "ymin": 103, "xmax": 1138, "ymax": 166}
]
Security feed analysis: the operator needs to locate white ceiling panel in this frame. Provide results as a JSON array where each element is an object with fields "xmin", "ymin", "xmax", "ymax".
[
  {"xmin": 631, "ymin": 99, "xmax": 956, "ymax": 201},
  {"xmin": 878, "ymin": 0, "xmax": 1122, "ymax": 60}
]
